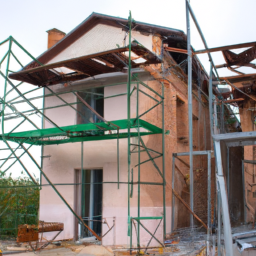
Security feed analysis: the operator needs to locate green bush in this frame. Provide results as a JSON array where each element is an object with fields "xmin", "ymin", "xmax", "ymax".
[{"xmin": 0, "ymin": 171, "xmax": 39, "ymax": 238}]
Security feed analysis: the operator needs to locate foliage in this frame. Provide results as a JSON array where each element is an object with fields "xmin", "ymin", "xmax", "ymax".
[{"xmin": 0, "ymin": 171, "xmax": 39, "ymax": 238}]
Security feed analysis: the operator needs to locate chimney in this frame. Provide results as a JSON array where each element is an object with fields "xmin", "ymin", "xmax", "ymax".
[{"xmin": 46, "ymin": 28, "xmax": 66, "ymax": 49}]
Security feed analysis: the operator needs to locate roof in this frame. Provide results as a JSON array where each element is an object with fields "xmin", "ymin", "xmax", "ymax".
[
  {"xmin": 23, "ymin": 12, "xmax": 186, "ymax": 70},
  {"xmin": 9, "ymin": 43, "xmax": 162, "ymax": 86}
]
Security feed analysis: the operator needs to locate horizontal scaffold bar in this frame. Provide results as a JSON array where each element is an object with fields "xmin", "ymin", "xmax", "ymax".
[
  {"xmin": 173, "ymin": 150, "xmax": 212, "ymax": 156},
  {"xmin": 131, "ymin": 216, "xmax": 163, "ymax": 220},
  {"xmin": 0, "ymin": 181, "xmax": 164, "ymax": 189}
]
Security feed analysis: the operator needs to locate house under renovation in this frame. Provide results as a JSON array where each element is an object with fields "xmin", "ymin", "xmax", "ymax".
[{"xmin": 1, "ymin": 2, "xmax": 256, "ymax": 255}]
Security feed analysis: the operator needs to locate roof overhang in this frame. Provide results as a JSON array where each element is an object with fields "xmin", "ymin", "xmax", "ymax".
[{"xmin": 9, "ymin": 43, "xmax": 162, "ymax": 86}]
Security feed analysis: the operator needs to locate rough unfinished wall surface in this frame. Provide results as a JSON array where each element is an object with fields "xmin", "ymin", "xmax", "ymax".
[
  {"xmin": 177, "ymin": 164, "xmax": 216, "ymax": 228},
  {"xmin": 229, "ymin": 146, "xmax": 244, "ymax": 224},
  {"xmin": 219, "ymin": 138, "xmax": 244, "ymax": 225},
  {"xmin": 143, "ymin": 50, "xmax": 213, "ymax": 230},
  {"xmin": 240, "ymin": 100, "xmax": 256, "ymax": 222}
]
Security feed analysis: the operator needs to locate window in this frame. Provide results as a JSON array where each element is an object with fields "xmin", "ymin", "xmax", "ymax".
[{"xmin": 77, "ymin": 88, "xmax": 104, "ymax": 124}]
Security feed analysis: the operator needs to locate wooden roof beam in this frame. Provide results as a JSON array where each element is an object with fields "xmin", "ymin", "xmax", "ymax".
[
  {"xmin": 224, "ymin": 98, "xmax": 244, "ymax": 104},
  {"xmin": 194, "ymin": 41, "xmax": 256, "ymax": 55}
]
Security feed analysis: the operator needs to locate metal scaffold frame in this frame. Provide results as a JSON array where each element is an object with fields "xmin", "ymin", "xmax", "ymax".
[
  {"xmin": 185, "ymin": 0, "xmax": 256, "ymax": 255},
  {"xmin": 185, "ymin": 0, "xmax": 228, "ymax": 251},
  {"xmin": 179, "ymin": 1, "xmax": 249, "ymax": 255},
  {"xmin": 0, "ymin": 11, "xmax": 166, "ymax": 253}
]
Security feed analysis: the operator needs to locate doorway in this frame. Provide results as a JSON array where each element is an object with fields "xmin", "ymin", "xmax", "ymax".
[{"xmin": 80, "ymin": 169, "xmax": 103, "ymax": 238}]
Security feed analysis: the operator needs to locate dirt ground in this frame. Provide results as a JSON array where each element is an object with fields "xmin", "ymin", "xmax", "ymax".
[{"xmin": 0, "ymin": 238, "xmax": 206, "ymax": 255}]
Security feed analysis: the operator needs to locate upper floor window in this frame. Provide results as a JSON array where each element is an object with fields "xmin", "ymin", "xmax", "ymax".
[{"xmin": 77, "ymin": 88, "xmax": 104, "ymax": 124}]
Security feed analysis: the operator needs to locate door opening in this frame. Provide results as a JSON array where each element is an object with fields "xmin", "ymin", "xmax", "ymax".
[{"xmin": 81, "ymin": 169, "xmax": 103, "ymax": 238}]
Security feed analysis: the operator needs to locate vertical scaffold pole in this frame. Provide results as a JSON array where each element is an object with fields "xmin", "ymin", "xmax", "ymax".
[
  {"xmin": 227, "ymin": 146, "xmax": 229, "ymax": 200},
  {"xmin": 242, "ymin": 161, "xmax": 246, "ymax": 223},
  {"xmin": 207, "ymin": 151, "xmax": 211, "ymax": 256},
  {"xmin": 117, "ymin": 130, "xmax": 120, "ymax": 189},
  {"xmin": 40, "ymin": 87, "xmax": 46, "ymax": 189},
  {"xmin": 215, "ymin": 140, "xmax": 233, "ymax": 256},
  {"xmin": 81, "ymin": 141, "xmax": 84, "ymax": 239},
  {"xmin": 171, "ymin": 155, "xmax": 175, "ymax": 232},
  {"xmin": 217, "ymin": 185, "xmax": 221, "ymax": 256},
  {"xmin": 186, "ymin": 0, "xmax": 194, "ymax": 227},
  {"xmin": 2, "ymin": 38, "xmax": 12, "ymax": 136},
  {"xmin": 81, "ymin": 141, "xmax": 84, "ymax": 172},
  {"xmin": 209, "ymin": 63, "xmax": 213, "ymax": 136},
  {"xmin": 137, "ymin": 82, "xmax": 140, "ymax": 249},
  {"xmin": 162, "ymin": 83, "xmax": 166, "ymax": 238},
  {"xmin": 208, "ymin": 65, "xmax": 213, "ymax": 256},
  {"xmin": 81, "ymin": 141, "xmax": 83, "ymax": 174},
  {"xmin": 127, "ymin": 10, "xmax": 132, "ymax": 237}
]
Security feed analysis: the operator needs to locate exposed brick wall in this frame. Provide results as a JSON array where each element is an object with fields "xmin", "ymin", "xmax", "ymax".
[
  {"xmin": 239, "ymin": 100, "xmax": 255, "ymax": 223},
  {"xmin": 143, "ymin": 51, "xmax": 212, "ymax": 231},
  {"xmin": 194, "ymin": 168, "xmax": 208, "ymax": 224},
  {"xmin": 177, "ymin": 163, "xmax": 216, "ymax": 228}
]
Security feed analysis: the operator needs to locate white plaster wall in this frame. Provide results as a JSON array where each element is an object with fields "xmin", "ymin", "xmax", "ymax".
[
  {"xmin": 129, "ymin": 30, "xmax": 152, "ymax": 51},
  {"xmin": 40, "ymin": 139, "xmax": 167, "ymax": 246},
  {"xmin": 102, "ymin": 156, "xmax": 170, "ymax": 247},
  {"xmin": 40, "ymin": 83, "xmax": 167, "ymax": 245},
  {"xmin": 39, "ymin": 24, "xmax": 166, "ymax": 246},
  {"xmin": 40, "ymin": 84, "xmax": 166, "ymax": 245},
  {"xmin": 40, "ymin": 83, "xmax": 131, "ymax": 241},
  {"xmin": 40, "ymin": 138, "xmax": 128, "ymax": 240},
  {"xmin": 44, "ymin": 89, "xmax": 77, "ymax": 128},
  {"xmin": 104, "ymin": 84, "xmax": 127, "ymax": 121},
  {"xmin": 48, "ymin": 24, "xmax": 152, "ymax": 64}
]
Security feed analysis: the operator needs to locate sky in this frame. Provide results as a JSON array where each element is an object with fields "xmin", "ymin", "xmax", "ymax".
[
  {"xmin": 0, "ymin": 0, "xmax": 255, "ymax": 178},
  {"xmin": 1, "ymin": 0, "xmax": 256, "ymax": 76}
]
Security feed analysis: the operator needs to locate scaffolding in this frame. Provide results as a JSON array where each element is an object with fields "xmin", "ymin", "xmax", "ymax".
[
  {"xmin": 1, "ymin": 2, "xmax": 256, "ymax": 255},
  {"xmin": 184, "ymin": 0, "xmax": 256, "ymax": 255},
  {"xmin": 169, "ymin": 1, "xmax": 256, "ymax": 256},
  {"xmin": 0, "ymin": 12, "xmax": 166, "ymax": 252}
]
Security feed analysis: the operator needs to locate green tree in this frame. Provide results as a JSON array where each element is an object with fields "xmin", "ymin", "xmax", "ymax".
[{"xmin": 0, "ymin": 171, "xmax": 39, "ymax": 238}]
